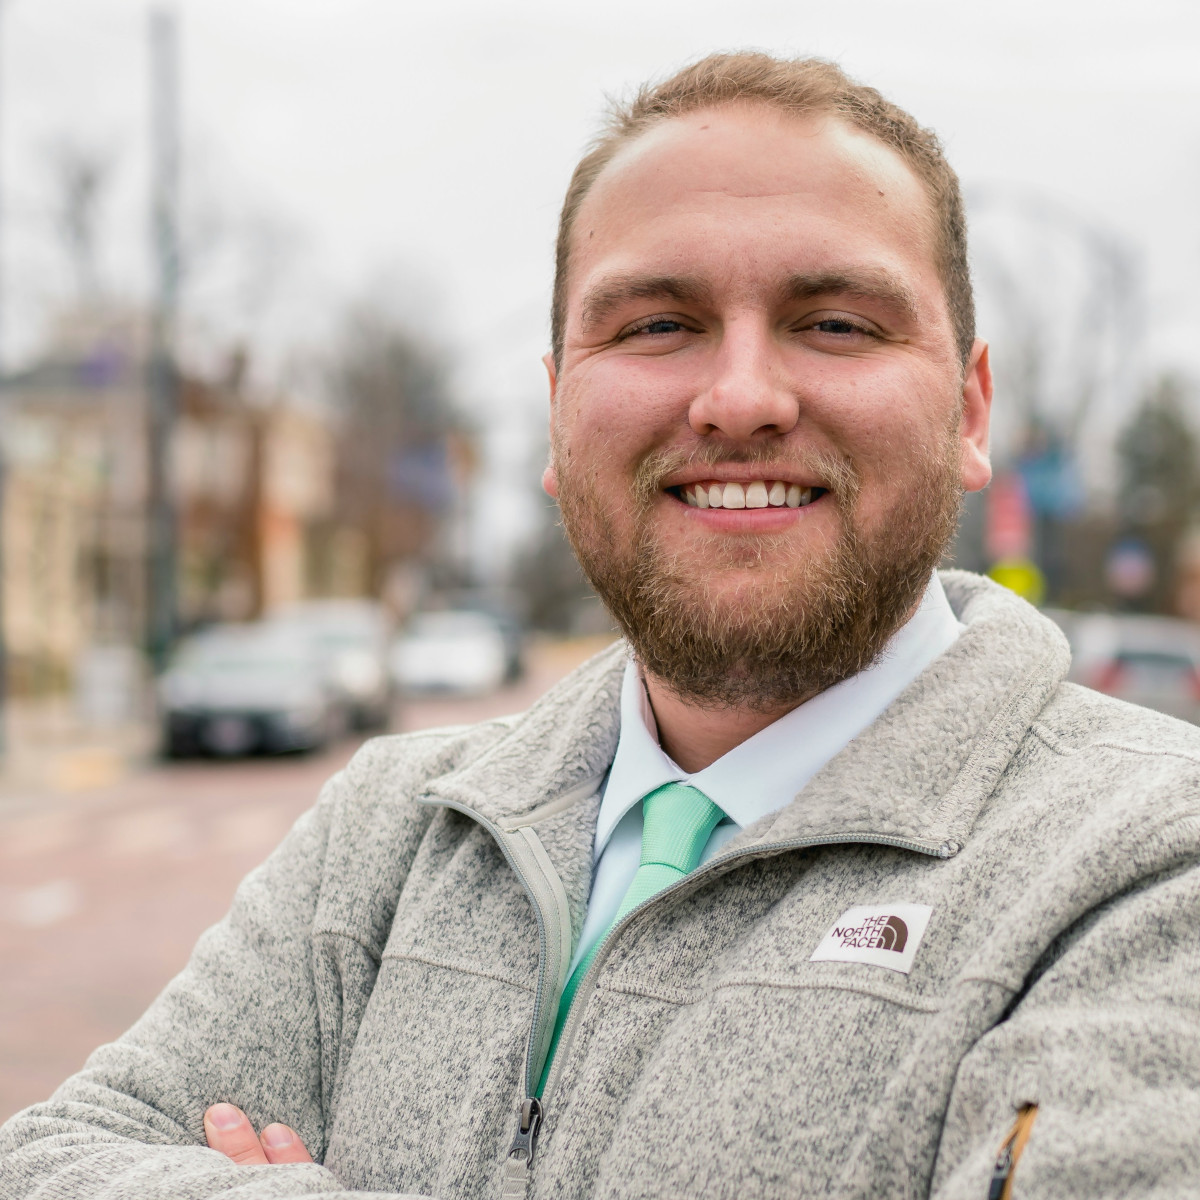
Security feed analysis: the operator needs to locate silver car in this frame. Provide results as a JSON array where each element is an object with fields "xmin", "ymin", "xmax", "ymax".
[
  {"xmin": 265, "ymin": 600, "xmax": 393, "ymax": 730},
  {"xmin": 390, "ymin": 611, "xmax": 510, "ymax": 697},
  {"xmin": 158, "ymin": 625, "xmax": 346, "ymax": 757}
]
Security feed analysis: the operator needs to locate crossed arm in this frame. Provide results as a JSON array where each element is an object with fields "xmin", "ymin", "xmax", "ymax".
[{"xmin": 7, "ymin": 762, "xmax": 1200, "ymax": 1197}]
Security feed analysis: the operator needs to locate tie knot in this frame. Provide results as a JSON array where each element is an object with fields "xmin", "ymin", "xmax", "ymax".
[{"xmin": 640, "ymin": 782, "xmax": 724, "ymax": 875}]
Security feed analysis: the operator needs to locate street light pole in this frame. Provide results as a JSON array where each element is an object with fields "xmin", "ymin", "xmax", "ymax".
[
  {"xmin": 0, "ymin": 0, "xmax": 10, "ymax": 758},
  {"xmin": 146, "ymin": 5, "xmax": 180, "ymax": 672}
]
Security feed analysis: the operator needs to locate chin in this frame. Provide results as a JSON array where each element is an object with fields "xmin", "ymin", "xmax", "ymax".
[{"xmin": 556, "ymin": 427, "xmax": 964, "ymax": 707}]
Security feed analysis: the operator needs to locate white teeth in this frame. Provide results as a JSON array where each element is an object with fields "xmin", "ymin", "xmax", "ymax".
[
  {"xmin": 745, "ymin": 481, "xmax": 768, "ymax": 508},
  {"xmin": 682, "ymin": 480, "xmax": 819, "ymax": 509}
]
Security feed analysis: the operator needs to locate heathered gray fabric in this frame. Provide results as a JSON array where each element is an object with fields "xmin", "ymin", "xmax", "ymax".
[{"xmin": 5, "ymin": 570, "xmax": 1200, "ymax": 1199}]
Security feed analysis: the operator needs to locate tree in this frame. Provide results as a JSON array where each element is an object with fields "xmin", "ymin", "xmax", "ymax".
[
  {"xmin": 43, "ymin": 137, "xmax": 116, "ymax": 302},
  {"xmin": 506, "ymin": 434, "xmax": 604, "ymax": 634},
  {"xmin": 323, "ymin": 308, "xmax": 468, "ymax": 595},
  {"xmin": 1115, "ymin": 374, "xmax": 1200, "ymax": 611},
  {"xmin": 510, "ymin": 502, "xmax": 600, "ymax": 633}
]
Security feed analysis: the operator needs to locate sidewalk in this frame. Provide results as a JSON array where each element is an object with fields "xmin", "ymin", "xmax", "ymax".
[{"xmin": 0, "ymin": 696, "xmax": 155, "ymax": 813}]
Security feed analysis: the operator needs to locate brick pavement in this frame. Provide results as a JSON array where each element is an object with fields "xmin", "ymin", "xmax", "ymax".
[{"xmin": 0, "ymin": 637, "xmax": 612, "ymax": 1125}]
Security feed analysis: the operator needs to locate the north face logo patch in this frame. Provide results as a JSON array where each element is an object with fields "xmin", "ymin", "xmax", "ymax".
[
  {"xmin": 809, "ymin": 903, "xmax": 933, "ymax": 975},
  {"xmin": 831, "ymin": 913, "xmax": 908, "ymax": 952}
]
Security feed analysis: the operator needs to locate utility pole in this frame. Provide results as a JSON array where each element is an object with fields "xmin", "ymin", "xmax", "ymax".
[
  {"xmin": 0, "ymin": 0, "xmax": 10, "ymax": 758},
  {"xmin": 146, "ymin": 5, "xmax": 179, "ymax": 671}
]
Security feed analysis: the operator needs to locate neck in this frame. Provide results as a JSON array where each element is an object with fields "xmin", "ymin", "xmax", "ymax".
[
  {"xmin": 638, "ymin": 591, "xmax": 929, "ymax": 772},
  {"xmin": 641, "ymin": 674, "xmax": 809, "ymax": 773}
]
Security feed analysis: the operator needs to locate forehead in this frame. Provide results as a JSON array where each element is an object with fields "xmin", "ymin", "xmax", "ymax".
[{"xmin": 568, "ymin": 105, "xmax": 940, "ymax": 306}]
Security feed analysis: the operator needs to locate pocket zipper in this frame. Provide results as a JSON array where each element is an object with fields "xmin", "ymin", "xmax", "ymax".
[{"xmin": 987, "ymin": 1104, "xmax": 1038, "ymax": 1200}]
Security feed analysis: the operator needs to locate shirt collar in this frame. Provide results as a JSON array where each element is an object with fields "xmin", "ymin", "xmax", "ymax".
[{"xmin": 595, "ymin": 573, "xmax": 965, "ymax": 859}]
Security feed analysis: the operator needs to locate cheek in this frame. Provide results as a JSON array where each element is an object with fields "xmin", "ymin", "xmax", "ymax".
[
  {"xmin": 556, "ymin": 367, "xmax": 688, "ymax": 467},
  {"xmin": 814, "ymin": 358, "xmax": 959, "ymax": 449},
  {"xmin": 799, "ymin": 373, "xmax": 961, "ymax": 514}
]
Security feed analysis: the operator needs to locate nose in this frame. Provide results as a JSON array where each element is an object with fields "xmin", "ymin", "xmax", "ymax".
[{"xmin": 688, "ymin": 320, "xmax": 799, "ymax": 441}]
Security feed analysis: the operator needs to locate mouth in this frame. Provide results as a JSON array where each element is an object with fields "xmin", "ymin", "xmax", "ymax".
[{"xmin": 667, "ymin": 479, "xmax": 826, "ymax": 510}]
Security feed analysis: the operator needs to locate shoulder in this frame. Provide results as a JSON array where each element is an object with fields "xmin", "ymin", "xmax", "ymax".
[
  {"xmin": 338, "ymin": 716, "xmax": 523, "ymax": 804},
  {"xmin": 314, "ymin": 717, "xmax": 525, "ymax": 881},
  {"xmin": 1033, "ymin": 680, "xmax": 1200, "ymax": 774},
  {"xmin": 1002, "ymin": 681, "xmax": 1200, "ymax": 855},
  {"xmin": 328, "ymin": 634, "xmax": 628, "ymax": 819},
  {"xmin": 306, "ymin": 640, "xmax": 627, "ymax": 943}
]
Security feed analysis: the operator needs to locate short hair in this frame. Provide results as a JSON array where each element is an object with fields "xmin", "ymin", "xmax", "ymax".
[{"xmin": 551, "ymin": 52, "xmax": 974, "ymax": 367}]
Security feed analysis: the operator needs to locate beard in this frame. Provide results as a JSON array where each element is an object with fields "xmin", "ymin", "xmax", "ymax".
[{"xmin": 554, "ymin": 429, "xmax": 963, "ymax": 713}]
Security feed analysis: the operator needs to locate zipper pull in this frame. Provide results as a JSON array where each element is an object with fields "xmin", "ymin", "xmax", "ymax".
[
  {"xmin": 987, "ymin": 1104, "xmax": 1037, "ymax": 1200},
  {"xmin": 986, "ymin": 1144, "xmax": 1012, "ymax": 1200},
  {"xmin": 500, "ymin": 1097, "xmax": 543, "ymax": 1200}
]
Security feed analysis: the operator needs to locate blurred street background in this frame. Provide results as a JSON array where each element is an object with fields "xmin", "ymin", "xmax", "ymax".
[{"xmin": 4, "ymin": 0, "xmax": 1200, "ymax": 1124}]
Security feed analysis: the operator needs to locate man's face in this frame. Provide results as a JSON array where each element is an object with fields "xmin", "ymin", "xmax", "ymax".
[{"xmin": 544, "ymin": 104, "xmax": 992, "ymax": 709}]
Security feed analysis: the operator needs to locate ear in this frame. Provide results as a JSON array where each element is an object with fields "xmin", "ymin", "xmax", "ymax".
[
  {"xmin": 542, "ymin": 351, "xmax": 560, "ymax": 499},
  {"xmin": 959, "ymin": 339, "xmax": 992, "ymax": 493}
]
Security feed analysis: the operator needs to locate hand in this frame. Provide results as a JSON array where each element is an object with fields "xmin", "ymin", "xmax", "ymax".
[{"xmin": 204, "ymin": 1103, "xmax": 314, "ymax": 1166}]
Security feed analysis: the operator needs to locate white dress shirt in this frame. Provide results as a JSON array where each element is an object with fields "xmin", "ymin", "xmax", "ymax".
[{"xmin": 567, "ymin": 573, "xmax": 965, "ymax": 976}]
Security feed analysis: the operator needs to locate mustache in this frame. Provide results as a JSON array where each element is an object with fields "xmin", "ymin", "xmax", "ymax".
[{"xmin": 632, "ymin": 442, "xmax": 862, "ymax": 514}]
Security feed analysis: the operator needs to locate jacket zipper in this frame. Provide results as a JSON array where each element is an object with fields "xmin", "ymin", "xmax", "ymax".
[
  {"xmin": 415, "ymin": 795, "xmax": 565, "ymax": 1196},
  {"xmin": 987, "ymin": 1104, "xmax": 1038, "ymax": 1200},
  {"xmin": 419, "ymin": 792, "xmax": 957, "ymax": 1198},
  {"xmin": 497, "ymin": 1096, "xmax": 542, "ymax": 1199}
]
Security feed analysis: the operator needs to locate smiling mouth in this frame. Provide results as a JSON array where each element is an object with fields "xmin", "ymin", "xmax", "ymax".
[{"xmin": 669, "ymin": 480, "xmax": 826, "ymax": 510}]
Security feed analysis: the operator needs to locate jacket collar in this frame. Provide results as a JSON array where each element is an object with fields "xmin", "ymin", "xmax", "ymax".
[
  {"xmin": 419, "ymin": 641, "xmax": 626, "ymax": 946},
  {"xmin": 597, "ymin": 574, "xmax": 965, "ymax": 855},
  {"xmin": 731, "ymin": 571, "xmax": 1071, "ymax": 857},
  {"xmin": 422, "ymin": 570, "xmax": 1070, "ymax": 866},
  {"xmin": 420, "ymin": 639, "xmax": 627, "ymax": 827}
]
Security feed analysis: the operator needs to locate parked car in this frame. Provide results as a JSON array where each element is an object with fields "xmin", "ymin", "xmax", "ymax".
[
  {"xmin": 1045, "ymin": 610, "xmax": 1200, "ymax": 725},
  {"xmin": 389, "ymin": 610, "xmax": 510, "ymax": 697},
  {"xmin": 439, "ymin": 592, "xmax": 528, "ymax": 683},
  {"xmin": 266, "ymin": 599, "xmax": 393, "ymax": 729},
  {"xmin": 158, "ymin": 624, "xmax": 346, "ymax": 757}
]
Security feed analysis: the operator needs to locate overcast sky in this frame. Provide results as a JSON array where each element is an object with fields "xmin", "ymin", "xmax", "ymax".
[{"xmin": 6, "ymin": 0, "xmax": 1200, "ymax": 570}]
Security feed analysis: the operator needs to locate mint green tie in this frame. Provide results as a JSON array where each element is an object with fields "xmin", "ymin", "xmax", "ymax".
[{"xmin": 538, "ymin": 782, "xmax": 724, "ymax": 1093}]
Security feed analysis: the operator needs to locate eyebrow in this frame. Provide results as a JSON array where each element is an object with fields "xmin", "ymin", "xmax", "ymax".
[
  {"xmin": 576, "ymin": 266, "xmax": 923, "ymax": 334},
  {"xmin": 780, "ymin": 269, "xmax": 922, "ymax": 326},
  {"xmin": 578, "ymin": 273, "xmax": 713, "ymax": 334}
]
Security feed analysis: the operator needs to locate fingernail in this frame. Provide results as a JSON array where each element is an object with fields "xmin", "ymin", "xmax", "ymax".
[
  {"xmin": 208, "ymin": 1103, "xmax": 242, "ymax": 1131},
  {"xmin": 261, "ymin": 1124, "xmax": 294, "ymax": 1149}
]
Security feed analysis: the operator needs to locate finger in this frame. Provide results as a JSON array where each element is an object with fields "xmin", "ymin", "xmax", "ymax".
[
  {"xmin": 204, "ymin": 1103, "xmax": 269, "ymax": 1166},
  {"xmin": 259, "ymin": 1123, "xmax": 314, "ymax": 1165}
]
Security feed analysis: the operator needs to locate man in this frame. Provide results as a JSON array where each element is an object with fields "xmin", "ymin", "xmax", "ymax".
[{"xmin": 4, "ymin": 51, "xmax": 1200, "ymax": 1200}]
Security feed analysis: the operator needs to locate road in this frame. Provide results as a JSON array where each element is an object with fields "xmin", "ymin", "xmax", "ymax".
[{"xmin": 0, "ymin": 637, "xmax": 612, "ymax": 1125}]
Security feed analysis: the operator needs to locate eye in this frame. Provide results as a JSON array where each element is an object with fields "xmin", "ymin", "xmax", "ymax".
[
  {"xmin": 620, "ymin": 316, "xmax": 690, "ymax": 339},
  {"xmin": 809, "ymin": 317, "xmax": 875, "ymax": 337}
]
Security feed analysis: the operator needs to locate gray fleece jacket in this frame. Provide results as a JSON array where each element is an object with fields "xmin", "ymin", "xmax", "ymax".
[{"xmin": 4, "ymin": 570, "xmax": 1200, "ymax": 1200}]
